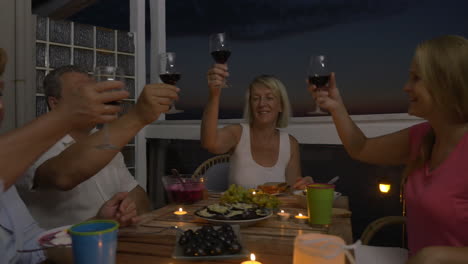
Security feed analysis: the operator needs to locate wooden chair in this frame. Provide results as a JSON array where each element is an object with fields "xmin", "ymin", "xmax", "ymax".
[
  {"xmin": 360, "ymin": 216, "xmax": 407, "ymax": 245},
  {"xmin": 193, "ymin": 154, "xmax": 230, "ymax": 192}
]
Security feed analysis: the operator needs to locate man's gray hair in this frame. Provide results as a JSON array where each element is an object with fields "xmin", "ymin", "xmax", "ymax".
[{"xmin": 43, "ymin": 65, "xmax": 89, "ymax": 99}]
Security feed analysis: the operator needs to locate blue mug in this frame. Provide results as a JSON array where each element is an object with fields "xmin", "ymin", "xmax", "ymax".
[{"xmin": 69, "ymin": 220, "xmax": 119, "ymax": 264}]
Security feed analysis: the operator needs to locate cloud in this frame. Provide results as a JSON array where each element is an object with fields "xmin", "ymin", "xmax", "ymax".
[{"xmin": 167, "ymin": 0, "xmax": 414, "ymax": 40}]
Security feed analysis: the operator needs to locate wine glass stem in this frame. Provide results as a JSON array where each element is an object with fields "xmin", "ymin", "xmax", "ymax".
[{"xmin": 315, "ymin": 101, "xmax": 321, "ymax": 112}]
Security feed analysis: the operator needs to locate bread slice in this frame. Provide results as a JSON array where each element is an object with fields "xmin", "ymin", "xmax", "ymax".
[{"xmin": 257, "ymin": 182, "xmax": 289, "ymax": 194}]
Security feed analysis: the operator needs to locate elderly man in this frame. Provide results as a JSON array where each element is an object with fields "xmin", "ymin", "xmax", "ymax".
[
  {"xmin": 0, "ymin": 48, "xmax": 153, "ymax": 263},
  {"xmin": 17, "ymin": 65, "xmax": 173, "ymax": 229}
]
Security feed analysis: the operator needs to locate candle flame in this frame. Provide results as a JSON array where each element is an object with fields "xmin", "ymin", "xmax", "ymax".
[
  {"xmin": 179, "ymin": 208, "xmax": 183, "ymax": 212},
  {"xmin": 252, "ymin": 191, "xmax": 256, "ymax": 195},
  {"xmin": 298, "ymin": 213, "xmax": 303, "ymax": 217},
  {"xmin": 250, "ymin": 253, "xmax": 256, "ymax": 261},
  {"xmin": 280, "ymin": 210, "xmax": 284, "ymax": 213}
]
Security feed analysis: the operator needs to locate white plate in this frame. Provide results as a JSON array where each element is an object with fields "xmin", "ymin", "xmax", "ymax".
[
  {"xmin": 37, "ymin": 225, "xmax": 72, "ymax": 247},
  {"xmin": 195, "ymin": 209, "xmax": 273, "ymax": 227}
]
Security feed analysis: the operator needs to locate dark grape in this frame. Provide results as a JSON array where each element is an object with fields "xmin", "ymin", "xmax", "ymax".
[
  {"xmin": 228, "ymin": 242, "xmax": 242, "ymax": 254},
  {"xmin": 179, "ymin": 225, "xmax": 240, "ymax": 257},
  {"xmin": 178, "ymin": 235, "xmax": 189, "ymax": 245},
  {"xmin": 194, "ymin": 247, "xmax": 208, "ymax": 257},
  {"xmin": 184, "ymin": 230, "xmax": 194, "ymax": 238},
  {"xmin": 184, "ymin": 246, "xmax": 196, "ymax": 256}
]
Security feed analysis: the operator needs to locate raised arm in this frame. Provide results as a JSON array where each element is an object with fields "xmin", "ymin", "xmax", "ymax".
[
  {"xmin": 407, "ymin": 246, "xmax": 468, "ymax": 264},
  {"xmin": 309, "ymin": 73, "xmax": 410, "ymax": 165},
  {"xmin": 34, "ymin": 83, "xmax": 179, "ymax": 190},
  {"xmin": 0, "ymin": 81, "xmax": 127, "ymax": 191},
  {"xmin": 201, "ymin": 64, "xmax": 240, "ymax": 154}
]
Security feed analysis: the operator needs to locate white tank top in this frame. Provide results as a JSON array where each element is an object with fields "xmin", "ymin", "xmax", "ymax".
[{"xmin": 229, "ymin": 123, "xmax": 291, "ymax": 189}]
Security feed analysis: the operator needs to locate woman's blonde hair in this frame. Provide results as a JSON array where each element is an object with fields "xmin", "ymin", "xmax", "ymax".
[
  {"xmin": 243, "ymin": 75, "xmax": 292, "ymax": 128},
  {"xmin": 0, "ymin": 48, "xmax": 7, "ymax": 76},
  {"xmin": 403, "ymin": 35, "xmax": 468, "ymax": 186},
  {"xmin": 414, "ymin": 35, "xmax": 468, "ymax": 122}
]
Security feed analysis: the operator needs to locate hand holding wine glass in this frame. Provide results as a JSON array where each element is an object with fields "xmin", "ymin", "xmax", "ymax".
[
  {"xmin": 209, "ymin": 32, "xmax": 231, "ymax": 88},
  {"xmin": 307, "ymin": 72, "xmax": 343, "ymax": 115},
  {"xmin": 94, "ymin": 66, "xmax": 126, "ymax": 150},
  {"xmin": 159, "ymin": 52, "xmax": 183, "ymax": 114},
  {"xmin": 307, "ymin": 55, "xmax": 330, "ymax": 115},
  {"xmin": 207, "ymin": 64, "xmax": 229, "ymax": 97}
]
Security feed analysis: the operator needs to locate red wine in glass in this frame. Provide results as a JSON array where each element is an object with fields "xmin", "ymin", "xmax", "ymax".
[
  {"xmin": 307, "ymin": 55, "xmax": 330, "ymax": 115},
  {"xmin": 209, "ymin": 32, "xmax": 231, "ymax": 88},
  {"xmin": 308, "ymin": 75, "xmax": 330, "ymax": 89},
  {"xmin": 160, "ymin": 73, "xmax": 181, "ymax": 85},
  {"xmin": 94, "ymin": 66, "xmax": 126, "ymax": 149},
  {"xmin": 159, "ymin": 52, "xmax": 184, "ymax": 114},
  {"xmin": 211, "ymin": 50, "xmax": 231, "ymax": 64}
]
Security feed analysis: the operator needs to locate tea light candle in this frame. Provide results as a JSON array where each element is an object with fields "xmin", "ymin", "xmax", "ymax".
[
  {"xmin": 174, "ymin": 208, "xmax": 187, "ymax": 216},
  {"xmin": 295, "ymin": 213, "xmax": 308, "ymax": 223},
  {"xmin": 241, "ymin": 253, "xmax": 262, "ymax": 264},
  {"xmin": 277, "ymin": 210, "xmax": 290, "ymax": 221}
]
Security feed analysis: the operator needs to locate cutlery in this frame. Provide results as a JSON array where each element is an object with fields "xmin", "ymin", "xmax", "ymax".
[{"xmin": 328, "ymin": 176, "xmax": 340, "ymax": 185}]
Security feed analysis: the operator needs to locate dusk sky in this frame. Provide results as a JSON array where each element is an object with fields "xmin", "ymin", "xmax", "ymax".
[{"xmin": 70, "ymin": 0, "xmax": 468, "ymax": 119}]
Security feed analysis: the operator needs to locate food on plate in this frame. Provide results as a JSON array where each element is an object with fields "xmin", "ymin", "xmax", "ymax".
[
  {"xmin": 257, "ymin": 182, "xmax": 289, "ymax": 194},
  {"xmin": 220, "ymin": 184, "xmax": 280, "ymax": 209},
  {"xmin": 178, "ymin": 224, "xmax": 242, "ymax": 256},
  {"xmin": 38, "ymin": 226, "xmax": 72, "ymax": 247},
  {"xmin": 197, "ymin": 208, "xmax": 216, "ymax": 218},
  {"xmin": 225, "ymin": 210, "xmax": 244, "ymax": 218},
  {"xmin": 207, "ymin": 204, "xmax": 230, "ymax": 214},
  {"xmin": 196, "ymin": 202, "xmax": 270, "ymax": 220}
]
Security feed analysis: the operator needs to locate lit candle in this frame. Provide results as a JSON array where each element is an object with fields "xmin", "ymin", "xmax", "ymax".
[
  {"xmin": 174, "ymin": 208, "xmax": 187, "ymax": 216},
  {"xmin": 277, "ymin": 209, "xmax": 290, "ymax": 221},
  {"xmin": 241, "ymin": 253, "xmax": 262, "ymax": 264},
  {"xmin": 295, "ymin": 213, "xmax": 308, "ymax": 223},
  {"xmin": 252, "ymin": 191, "xmax": 256, "ymax": 195}
]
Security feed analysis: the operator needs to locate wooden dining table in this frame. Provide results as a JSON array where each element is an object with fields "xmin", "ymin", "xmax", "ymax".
[{"xmin": 116, "ymin": 194, "xmax": 352, "ymax": 264}]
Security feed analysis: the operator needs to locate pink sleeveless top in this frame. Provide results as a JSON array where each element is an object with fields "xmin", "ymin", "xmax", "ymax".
[{"xmin": 406, "ymin": 122, "xmax": 468, "ymax": 255}]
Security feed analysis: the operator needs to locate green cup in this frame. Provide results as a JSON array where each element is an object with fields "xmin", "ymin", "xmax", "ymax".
[{"xmin": 306, "ymin": 183, "xmax": 335, "ymax": 225}]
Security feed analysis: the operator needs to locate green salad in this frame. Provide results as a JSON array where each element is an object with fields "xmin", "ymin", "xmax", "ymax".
[{"xmin": 220, "ymin": 184, "xmax": 280, "ymax": 209}]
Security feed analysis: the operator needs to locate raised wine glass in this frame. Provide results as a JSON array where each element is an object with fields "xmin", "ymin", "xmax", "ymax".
[
  {"xmin": 209, "ymin": 32, "xmax": 231, "ymax": 88},
  {"xmin": 159, "ymin": 52, "xmax": 183, "ymax": 114},
  {"xmin": 94, "ymin": 66, "xmax": 126, "ymax": 150},
  {"xmin": 307, "ymin": 55, "xmax": 330, "ymax": 115}
]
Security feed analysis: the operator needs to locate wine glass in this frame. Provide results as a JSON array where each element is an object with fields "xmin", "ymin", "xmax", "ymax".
[
  {"xmin": 94, "ymin": 66, "xmax": 125, "ymax": 150},
  {"xmin": 209, "ymin": 32, "xmax": 231, "ymax": 88},
  {"xmin": 159, "ymin": 52, "xmax": 183, "ymax": 114},
  {"xmin": 307, "ymin": 55, "xmax": 330, "ymax": 115}
]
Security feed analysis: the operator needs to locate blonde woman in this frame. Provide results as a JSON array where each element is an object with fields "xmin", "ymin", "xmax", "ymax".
[
  {"xmin": 309, "ymin": 35, "xmax": 468, "ymax": 263},
  {"xmin": 202, "ymin": 64, "xmax": 313, "ymax": 190}
]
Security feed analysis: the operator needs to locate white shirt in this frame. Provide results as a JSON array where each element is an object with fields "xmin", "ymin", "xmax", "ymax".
[
  {"xmin": 229, "ymin": 123, "xmax": 291, "ymax": 189},
  {"xmin": 16, "ymin": 133, "xmax": 138, "ymax": 229},
  {"xmin": 0, "ymin": 186, "xmax": 45, "ymax": 264}
]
